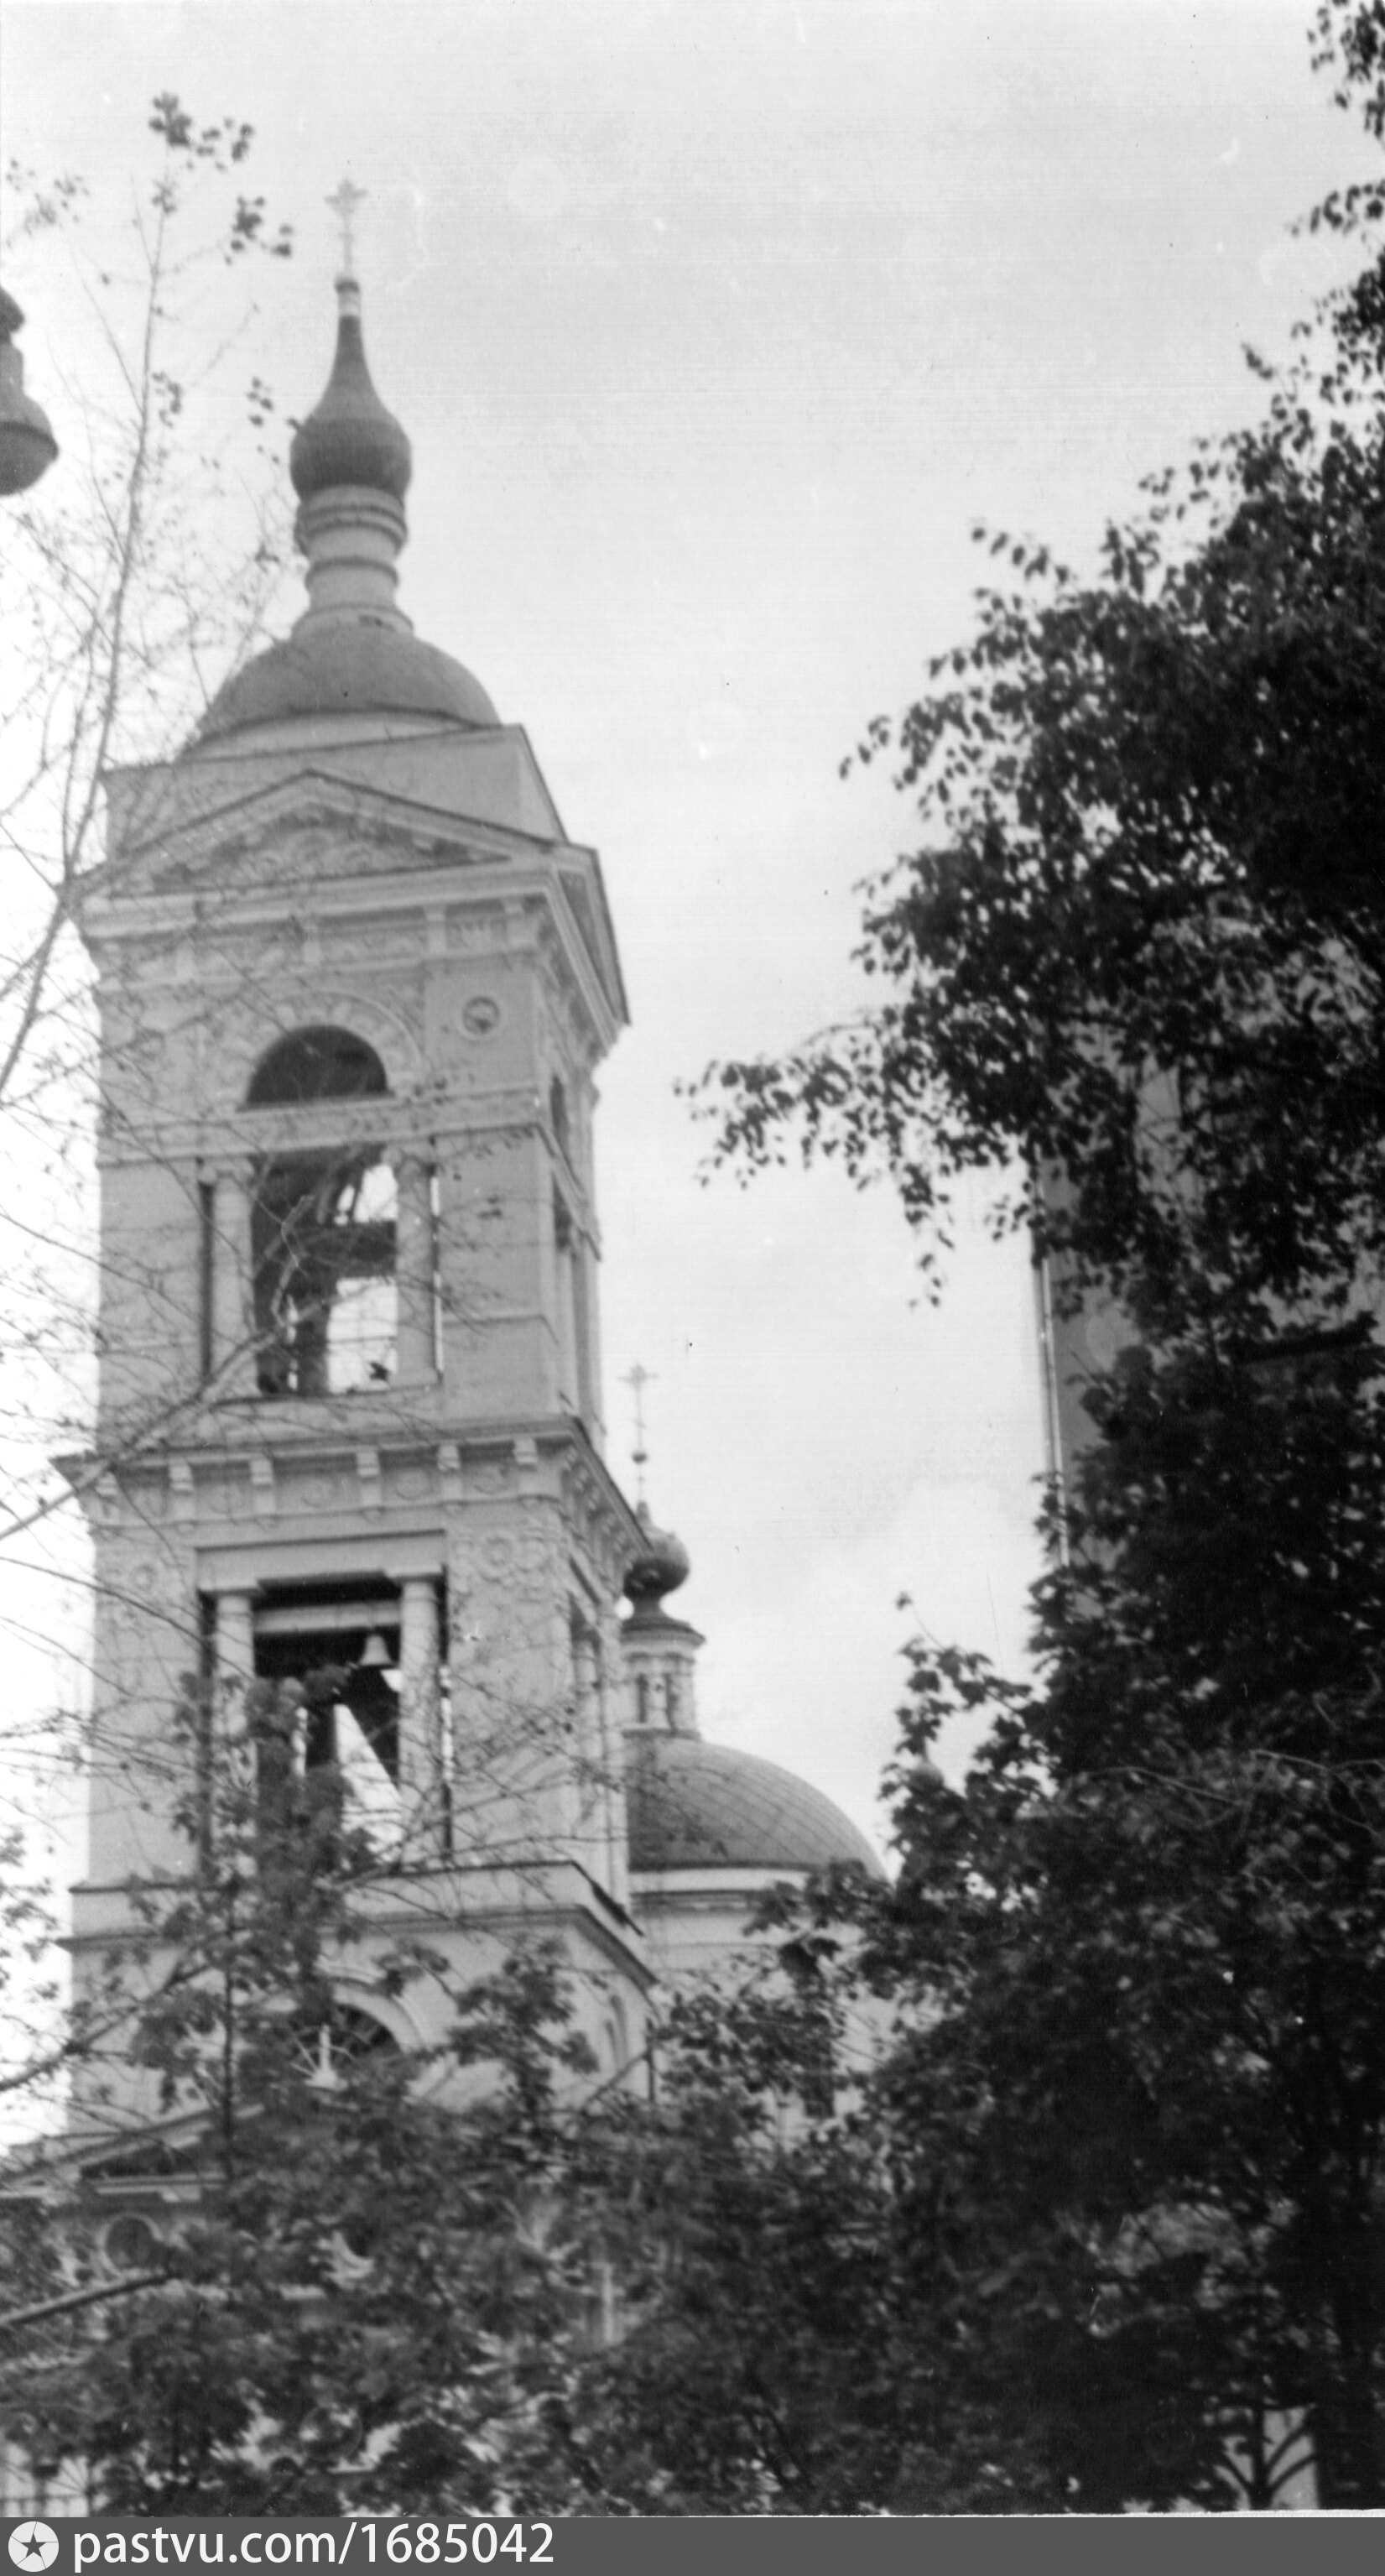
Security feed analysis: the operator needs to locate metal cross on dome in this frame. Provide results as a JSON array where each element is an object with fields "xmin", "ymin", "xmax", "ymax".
[
  {"xmin": 327, "ymin": 178, "xmax": 367, "ymax": 276},
  {"xmin": 622, "ymin": 1363, "xmax": 657, "ymax": 1508}
]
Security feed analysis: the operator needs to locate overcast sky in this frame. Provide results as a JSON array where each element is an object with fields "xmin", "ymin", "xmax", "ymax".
[{"xmin": 3, "ymin": 0, "xmax": 1377, "ymax": 1851}]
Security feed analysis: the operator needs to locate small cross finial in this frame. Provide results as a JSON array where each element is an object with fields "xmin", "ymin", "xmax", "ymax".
[
  {"xmin": 622, "ymin": 1363, "xmax": 658, "ymax": 1507},
  {"xmin": 326, "ymin": 178, "xmax": 367, "ymax": 278}
]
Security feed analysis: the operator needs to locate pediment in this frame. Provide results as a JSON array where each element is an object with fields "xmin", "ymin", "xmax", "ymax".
[
  {"xmin": 100, "ymin": 768, "xmax": 565, "ymax": 902},
  {"xmin": 103, "ymin": 722, "xmax": 569, "ymax": 883},
  {"xmin": 109, "ymin": 771, "xmax": 480, "ymax": 894},
  {"xmin": 91, "ymin": 764, "xmax": 627, "ymax": 1025}
]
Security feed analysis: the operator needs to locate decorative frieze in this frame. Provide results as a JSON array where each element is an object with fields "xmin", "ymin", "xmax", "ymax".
[{"xmin": 81, "ymin": 1423, "xmax": 637, "ymax": 1582}]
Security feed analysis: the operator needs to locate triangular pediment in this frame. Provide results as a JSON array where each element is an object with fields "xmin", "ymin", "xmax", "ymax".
[
  {"xmin": 93, "ymin": 757, "xmax": 627, "ymax": 1025},
  {"xmin": 103, "ymin": 721, "xmax": 570, "ymax": 881},
  {"xmin": 102, "ymin": 767, "xmax": 544, "ymax": 897}
]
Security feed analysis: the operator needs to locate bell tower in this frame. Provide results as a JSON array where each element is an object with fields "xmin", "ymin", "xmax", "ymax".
[{"xmin": 70, "ymin": 257, "xmax": 650, "ymax": 2099}]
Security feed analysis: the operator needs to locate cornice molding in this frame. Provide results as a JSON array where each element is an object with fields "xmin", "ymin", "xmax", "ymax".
[{"xmin": 64, "ymin": 1419, "xmax": 640, "ymax": 1553}]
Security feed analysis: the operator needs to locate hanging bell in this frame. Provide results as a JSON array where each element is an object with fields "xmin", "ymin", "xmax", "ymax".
[
  {"xmin": 0, "ymin": 289, "xmax": 58, "ymax": 498},
  {"xmin": 357, "ymin": 1630, "xmax": 393, "ymax": 1670}
]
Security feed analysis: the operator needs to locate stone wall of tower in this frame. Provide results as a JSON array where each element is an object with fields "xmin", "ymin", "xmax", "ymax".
[{"xmin": 70, "ymin": 754, "xmax": 649, "ymax": 2117}]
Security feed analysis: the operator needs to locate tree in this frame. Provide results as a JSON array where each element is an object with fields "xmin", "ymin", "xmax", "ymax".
[
  {"xmin": 689, "ymin": 0, "xmax": 1385, "ymax": 2511},
  {"xmin": 0, "ymin": 1674, "xmax": 930, "ymax": 2519},
  {"xmin": 568, "ymin": 1906, "xmax": 1077, "ymax": 2516},
  {"xmin": 573, "ymin": 1958, "xmax": 912, "ymax": 2516},
  {"xmin": 0, "ymin": 98, "xmax": 294, "ymax": 2125},
  {"xmin": 0, "ymin": 1673, "xmax": 631, "ymax": 2516}
]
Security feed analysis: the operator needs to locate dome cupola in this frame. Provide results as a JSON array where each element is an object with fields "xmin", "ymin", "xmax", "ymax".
[
  {"xmin": 619, "ymin": 1502, "xmax": 883, "ymax": 1882},
  {"xmin": 289, "ymin": 275, "xmax": 412, "ymax": 507},
  {"xmin": 188, "ymin": 241, "xmax": 499, "ymax": 752},
  {"xmin": 624, "ymin": 1502, "xmax": 691, "ymax": 1612},
  {"xmin": 286, "ymin": 273, "xmax": 413, "ymax": 643},
  {"xmin": 0, "ymin": 289, "xmax": 58, "ymax": 497},
  {"xmin": 625, "ymin": 1736, "xmax": 883, "ymax": 1879},
  {"xmin": 622, "ymin": 1503, "xmax": 702, "ymax": 1740}
]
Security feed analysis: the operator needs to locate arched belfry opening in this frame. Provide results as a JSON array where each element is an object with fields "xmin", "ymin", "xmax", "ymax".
[
  {"xmin": 247, "ymin": 1025, "xmax": 388, "ymax": 1108},
  {"xmin": 247, "ymin": 1027, "xmax": 397, "ymax": 1398}
]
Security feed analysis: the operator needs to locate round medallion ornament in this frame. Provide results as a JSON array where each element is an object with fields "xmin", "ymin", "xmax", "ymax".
[{"xmin": 461, "ymin": 995, "xmax": 502, "ymax": 1040}]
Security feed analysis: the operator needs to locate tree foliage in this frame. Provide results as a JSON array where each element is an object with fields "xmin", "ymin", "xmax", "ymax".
[
  {"xmin": 700, "ymin": 6, "xmax": 1385, "ymax": 1352},
  {"xmin": 0, "ymin": 1691, "xmax": 915, "ymax": 2517},
  {"xmin": 0, "ymin": 1677, "xmax": 625, "ymax": 2516},
  {"xmin": 685, "ymin": 0, "xmax": 1385, "ymax": 2510}
]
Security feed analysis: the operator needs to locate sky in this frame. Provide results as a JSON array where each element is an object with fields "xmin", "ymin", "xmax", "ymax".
[{"xmin": 2, "ymin": 0, "xmax": 1377, "ymax": 1854}]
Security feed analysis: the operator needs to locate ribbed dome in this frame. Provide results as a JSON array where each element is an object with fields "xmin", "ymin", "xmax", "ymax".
[
  {"xmin": 626, "ymin": 1733, "xmax": 883, "ymax": 1879},
  {"xmin": 194, "ymin": 622, "xmax": 499, "ymax": 746},
  {"xmin": 289, "ymin": 296, "xmax": 411, "ymax": 503}
]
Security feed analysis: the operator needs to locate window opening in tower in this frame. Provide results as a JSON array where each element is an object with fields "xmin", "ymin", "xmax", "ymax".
[
  {"xmin": 253, "ymin": 1150, "xmax": 398, "ymax": 1396},
  {"xmin": 245, "ymin": 1025, "xmax": 398, "ymax": 1399},
  {"xmin": 252, "ymin": 1582, "xmax": 404, "ymax": 1849}
]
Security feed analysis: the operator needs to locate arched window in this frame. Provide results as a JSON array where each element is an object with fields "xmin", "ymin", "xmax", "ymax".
[
  {"xmin": 247, "ymin": 1027, "xmax": 396, "ymax": 1396},
  {"xmin": 248, "ymin": 1025, "xmax": 388, "ymax": 1107},
  {"xmin": 290, "ymin": 2003, "xmax": 399, "ymax": 2086}
]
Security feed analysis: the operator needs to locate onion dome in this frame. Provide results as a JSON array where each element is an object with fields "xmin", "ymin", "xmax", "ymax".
[
  {"xmin": 0, "ymin": 289, "xmax": 58, "ymax": 497},
  {"xmin": 626, "ymin": 1734, "xmax": 884, "ymax": 1879},
  {"xmin": 186, "ymin": 272, "xmax": 500, "ymax": 753},
  {"xmin": 289, "ymin": 277, "xmax": 411, "ymax": 503},
  {"xmin": 625, "ymin": 1502, "xmax": 691, "ymax": 1610}
]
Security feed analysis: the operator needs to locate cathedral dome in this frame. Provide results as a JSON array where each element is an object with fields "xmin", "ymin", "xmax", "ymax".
[
  {"xmin": 194, "ymin": 622, "xmax": 499, "ymax": 745},
  {"xmin": 626, "ymin": 1732, "xmax": 883, "ymax": 1880}
]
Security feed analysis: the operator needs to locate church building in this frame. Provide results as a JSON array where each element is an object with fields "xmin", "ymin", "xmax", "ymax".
[{"xmin": 69, "ymin": 252, "xmax": 879, "ymax": 2119}]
